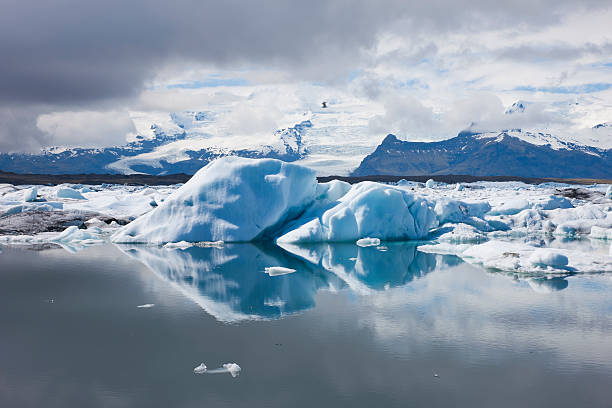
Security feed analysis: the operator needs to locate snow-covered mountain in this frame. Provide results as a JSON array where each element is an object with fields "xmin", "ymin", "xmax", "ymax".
[
  {"xmin": 353, "ymin": 130, "xmax": 612, "ymax": 178},
  {"xmin": 0, "ymin": 99, "xmax": 610, "ymax": 177},
  {"xmin": 0, "ymin": 112, "xmax": 310, "ymax": 175}
]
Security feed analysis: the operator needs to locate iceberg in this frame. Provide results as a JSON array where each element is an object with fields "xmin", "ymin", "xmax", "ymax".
[
  {"xmin": 112, "ymin": 157, "xmax": 318, "ymax": 243},
  {"xmin": 264, "ymin": 266, "xmax": 296, "ymax": 276},
  {"xmin": 56, "ymin": 187, "xmax": 86, "ymax": 200},
  {"xmin": 277, "ymin": 182, "xmax": 436, "ymax": 243},
  {"xmin": 23, "ymin": 187, "xmax": 38, "ymax": 202}
]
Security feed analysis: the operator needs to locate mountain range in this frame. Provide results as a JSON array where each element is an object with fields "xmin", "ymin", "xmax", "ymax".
[
  {"xmin": 352, "ymin": 128, "xmax": 612, "ymax": 179},
  {"xmin": 0, "ymin": 101, "xmax": 610, "ymax": 179}
]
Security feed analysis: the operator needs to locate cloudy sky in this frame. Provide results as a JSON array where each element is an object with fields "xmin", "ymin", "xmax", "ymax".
[{"xmin": 1, "ymin": 0, "xmax": 612, "ymax": 152}]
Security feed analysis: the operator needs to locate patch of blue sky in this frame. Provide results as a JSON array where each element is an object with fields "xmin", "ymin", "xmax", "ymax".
[
  {"xmin": 167, "ymin": 78, "xmax": 249, "ymax": 89},
  {"xmin": 347, "ymin": 69, "xmax": 364, "ymax": 82},
  {"xmin": 515, "ymin": 83, "xmax": 612, "ymax": 94},
  {"xmin": 396, "ymin": 78, "xmax": 429, "ymax": 89}
]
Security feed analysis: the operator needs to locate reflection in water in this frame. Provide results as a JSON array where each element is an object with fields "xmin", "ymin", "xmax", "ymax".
[
  {"xmin": 527, "ymin": 276, "xmax": 570, "ymax": 293},
  {"xmin": 1, "ymin": 244, "xmax": 612, "ymax": 407},
  {"xmin": 277, "ymin": 242, "xmax": 442, "ymax": 294},
  {"xmin": 117, "ymin": 242, "xmax": 441, "ymax": 321}
]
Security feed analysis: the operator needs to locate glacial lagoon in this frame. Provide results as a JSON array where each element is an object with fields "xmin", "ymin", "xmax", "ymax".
[{"xmin": 0, "ymin": 242, "xmax": 611, "ymax": 407}]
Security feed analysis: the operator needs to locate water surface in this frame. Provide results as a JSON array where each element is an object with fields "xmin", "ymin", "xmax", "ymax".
[{"xmin": 0, "ymin": 243, "xmax": 611, "ymax": 407}]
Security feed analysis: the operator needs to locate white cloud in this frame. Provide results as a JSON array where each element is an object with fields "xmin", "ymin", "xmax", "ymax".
[{"xmin": 36, "ymin": 110, "xmax": 136, "ymax": 148}]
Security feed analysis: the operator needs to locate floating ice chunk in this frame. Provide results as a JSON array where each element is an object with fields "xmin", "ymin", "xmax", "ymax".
[
  {"xmin": 458, "ymin": 240, "xmax": 611, "ymax": 273},
  {"xmin": 80, "ymin": 187, "xmax": 93, "ymax": 193},
  {"xmin": 277, "ymin": 182, "xmax": 436, "ymax": 243},
  {"xmin": 425, "ymin": 179, "xmax": 435, "ymax": 188},
  {"xmin": 84, "ymin": 217, "xmax": 107, "ymax": 228},
  {"xmin": 437, "ymin": 223, "xmax": 485, "ymax": 243},
  {"xmin": 198, "ymin": 240, "xmax": 225, "ymax": 248},
  {"xmin": 590, "ymin": 226, "xmax": 612, "ymax": 240},
  {"xmin": 529, "ymin": 249, "xmax": 568, "ymax": 268},
  {"xmin": 607, "ymin": 185, "xmax": 612, "ymax": 199},
  {"xmin": 163, "ymin": 241, "xmax": 193, "ymax": 249},
  {"xmin": 489, "ymin": 199, "xmax": 531, "ymax": 215},
  {"xmin": 455, "ymin": 183, "xmax": 464, "ymax": 191},
  {"xmin": 264, "ymin": 266, "xmax": 296, "ymax": 276},
  {"xmin": 193, "ymin": 363, "xmax": 207, "ymax": 374},
  {"xmin": 533, "ymin": 195, "xmax": 572, "ymax": 210},
  {"xmin": 417, "ymin": 242, "xmax": 471, "ymax": 255},
  {"xmin": 54, "ymin": 225, "xmax": 103, "ymax": 244},
  {"xmin": 23, "ymin": 187, "xmax": 37, "ymax": 202},
  {"xmin": 137, "ymin": 303, "xmax": 155, "ymax": 308},
  {"xmin": 112, "ymin": 157, "xmax": 317, "ymax": 243},
  {"xmin": 434, "ymin": 199, "xmax": 492, "ymax": 227},
  {"xmin": 56, "ymin": 187, "xmax": 86, "ymax": 200},
  {"xmin": 223, "ymin": 363, "xmax": 241, "ymax": 378},
  {"xmin": 356, "ymin": 237, "xmax": 380, "ymax": 247}
]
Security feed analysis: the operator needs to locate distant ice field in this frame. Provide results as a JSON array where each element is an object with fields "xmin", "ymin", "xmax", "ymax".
[{"xmin": 1, "ymin": 157, "xmax": 611, "ymax": 275}]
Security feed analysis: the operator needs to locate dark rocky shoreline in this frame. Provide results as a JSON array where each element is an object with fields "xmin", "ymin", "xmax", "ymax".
[{"xmin": 1, "ymin": 170, "xmax": 610, "ymax": 186}]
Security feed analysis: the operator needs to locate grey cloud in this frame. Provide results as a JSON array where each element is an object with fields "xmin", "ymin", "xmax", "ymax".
[
  {"xmin": 0, "ymin": 0, "xmax": 611, "ymax": 151},
  {"xmin": 2, "ymin": 0, "xmax": 610, "ymax": 105},
  {"xmin": 495, "ymin": 42, "xmax": 612, "ymax": 63}
]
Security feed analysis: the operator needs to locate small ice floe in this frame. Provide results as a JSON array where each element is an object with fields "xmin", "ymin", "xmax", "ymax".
[
  {"xmin": 163, "ymin": 241, "xmax": 193, "ymax": 249},
  {"xmin": 425, "ymin": 179, "xmax": 435, "ymax": 189},
  {"xmin": 265, "ymin": 266, "xmax": 296, "ymax": 276},
  {"xmin": 529, "ymin": 249, "xmax": 568, "ymax": 268},
  {"xmin": 455, "ymin": 183, "xmax": 464, "ymax": 191},
  {"xmin": 223, "ymin": 363, "xmax": 241, "ymax": 378},
  {"xmin": 56, "ymin": 187, "xmax": 86, "ymax": 200},
  {"xmin": 356, "ymin": 237, "xmax": 380, "ymax": 247},
  {"xmin": 197, "ymin": 240, "xmax": 224, "ymax": 248},
  {"xmin": 195, "ymin": 362, "xmax": 241, "ymax": 378},
  {"xmin": 606, "ymin": 185, "xmax": 612, "ymax": 199},
  {"xmin": 590, "ymin": 226, "xmax": 612, "ymax": 240},
  {"xmin": 137, "ymin": 303, "xmax": 155, "ymax": 308},
  {"xmin": 23, "ymin": 187, "xmax": 38, "ymax": 202},
  {"xmin": 53, "ymin": 226, "xmax": 104, "ymax": 248},
  {"xmin": 376, "ymin": 246, "xmax": 388, "ymax": 252}
]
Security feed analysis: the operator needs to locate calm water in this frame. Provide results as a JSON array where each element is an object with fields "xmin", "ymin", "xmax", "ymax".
[{"xmin": 0, "ymin": 242, "xmax": 611, "ymax": 407}]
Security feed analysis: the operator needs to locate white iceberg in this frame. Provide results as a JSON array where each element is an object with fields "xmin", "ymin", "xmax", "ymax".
[
  {"xmin": 223, "ymin": 363, "xmax": 241, "ymax": 378},
  {"xmin": 356, "ymin": 237, "xmax": 381, "ymax": 247},
  {"xmin": 458, "ymin": 240, "xmax": 611, "ymax": 274},
  {"xmin": 137, "ymin": 303, "xmax": 155, "ymax": 308},
  {"xmin": 23, "ymin": 187, "xmax": 38, "ymax": 202},
  {"xmin": 112, "ymin": 157, "xmax": 318, "ymax": 243},
  {"xmin": 590, "ymin": 226, "xmax": 612, "ymax": 240},
  {"xmin": 264, "ymin": 266, "xmax": 296, "ymax": 276},
  {"xmin": 53, "ymin": 225, "xmax": 104, "ymax": 247},
  {"xmin": 425, "ymin": 179, "xmax": 435, "ymax": 188},
  {"xmin": 193, "ymin": 363, "xmax": 207, "ymax": 374},
  {"xmin": 277, "ymin": 182, "xmax": 436, "ymax": 243},
  {"xmin": 529, "ymin": 249, "xmax": 568, "ymax": 268},
  {"xmin": 56, "ymin": 187, "xmax": 86, "ymax": 200},
  {"xmin": 163, "ymin": 241, "xmax": 194, "ymax": 249}
]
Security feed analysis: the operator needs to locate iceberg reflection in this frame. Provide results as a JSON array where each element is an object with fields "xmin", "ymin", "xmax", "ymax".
[{"xmin": 117, "ymin": 241, "xmax": 440, "ymax": 321}]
